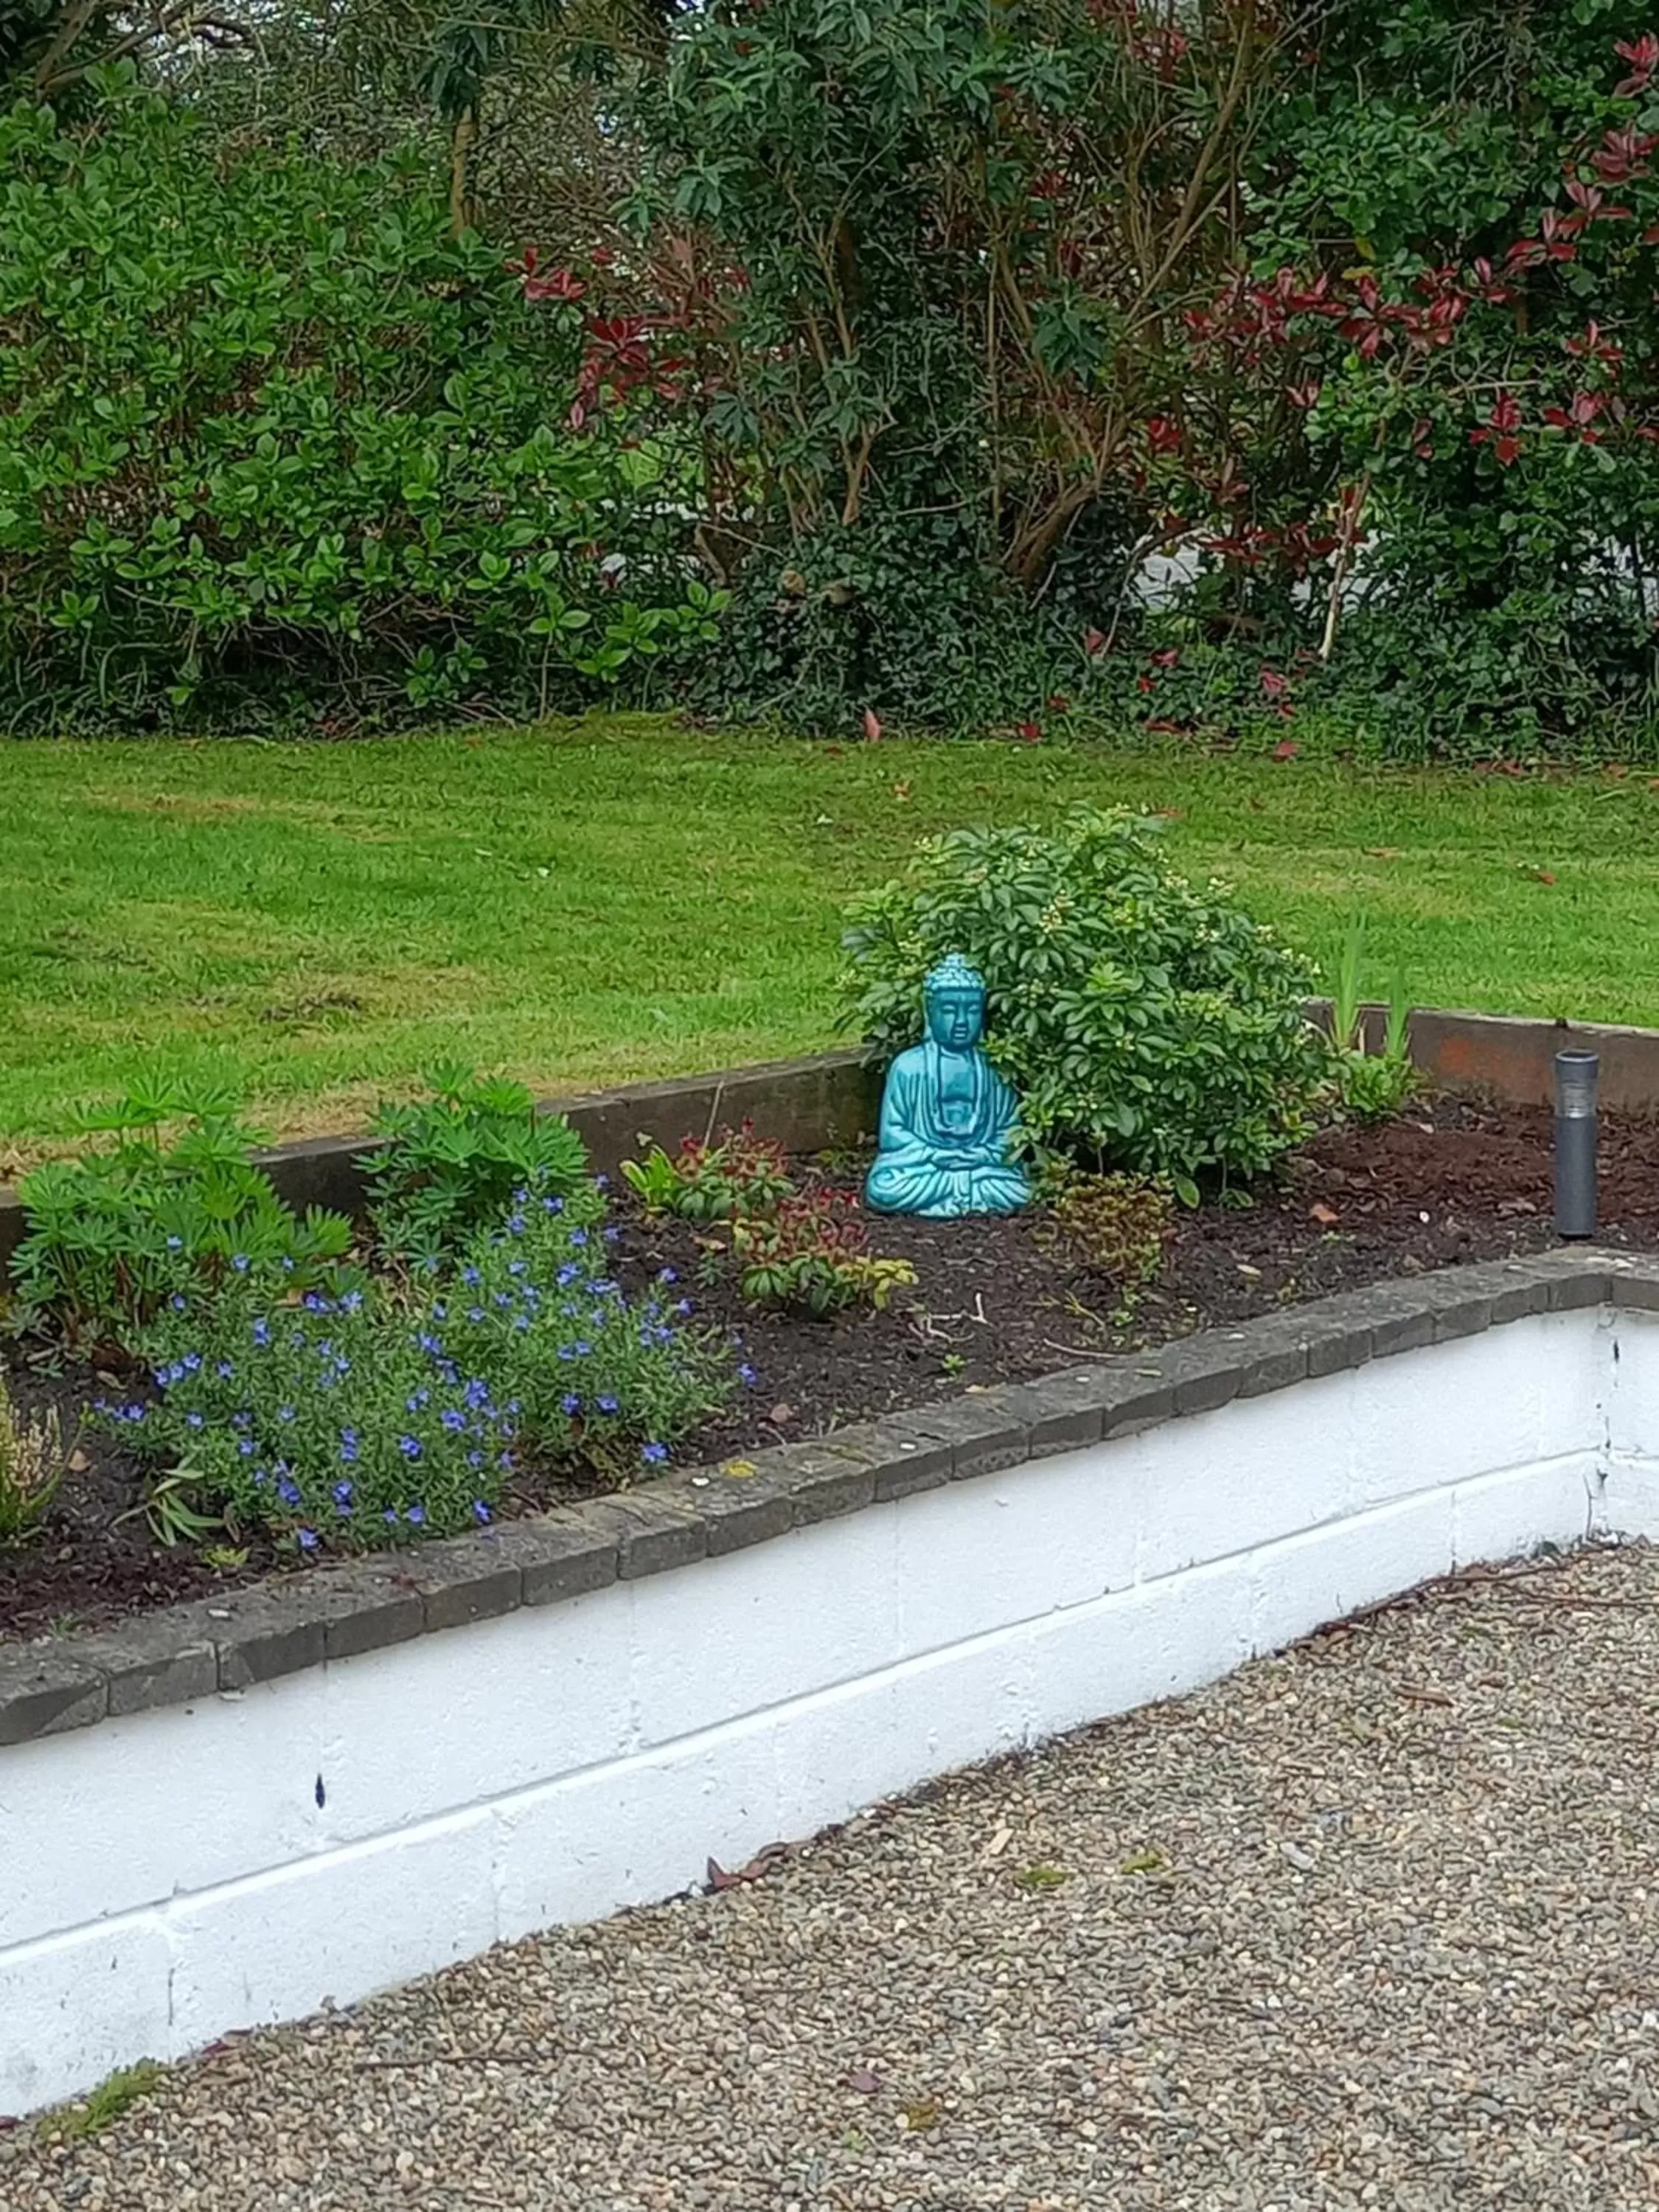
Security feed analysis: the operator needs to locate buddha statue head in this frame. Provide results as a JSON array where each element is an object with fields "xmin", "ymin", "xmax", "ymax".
[{"xmin": 923, "ymin": 953, "xmax": 988, "ymax": 1051}]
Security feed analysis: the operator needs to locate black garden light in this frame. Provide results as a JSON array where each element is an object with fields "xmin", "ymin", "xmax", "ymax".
[{"xmin": 1554, "ymin": 1048, "xmax": 1599, "ymax": 1240}]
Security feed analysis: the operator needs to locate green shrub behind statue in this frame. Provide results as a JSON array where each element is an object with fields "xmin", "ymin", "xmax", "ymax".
[
  {"xmin": 0, "ymin": 75, "xmax": 707, "ymax": 731},
  {"xmin": 841, "ymin": 810, "xmax": 1324, "ymax": 1196}
]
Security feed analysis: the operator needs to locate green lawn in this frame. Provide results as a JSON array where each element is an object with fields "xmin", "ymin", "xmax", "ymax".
[{"xmin": 1, "ymin": 714, "xmax": 1654, "ymax": 1169}]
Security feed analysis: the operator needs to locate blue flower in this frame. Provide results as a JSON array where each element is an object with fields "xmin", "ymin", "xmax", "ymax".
[
  {"xmin": 542, "ymin": 1194, "xmax": 564, "ymax": 1215},
  {"xmin": 232, "ymin": 1253, "xmax": 251, "ymax": 1274},
  {"xmin": 657, "ymin": 1267, "xmax": 678, "ymax": 1285},
  {"xmin": 641, "ymin": 1441, "xmax": 669, "ymax": 1466},
  {"xmin": 383, "ymin": 1509, "xmax": 399, "ymax": 1526},
  {"xmin": 568, "ymin": 1228, "xmax": 588, "ymax": 1248},
  {"xmin": 339, "ymin": 1429, "xmax": 359, "ymax": 1463},
  {"xmin": 399, "ymin": 1435, "xmax": 423, "ymax": 1461},
  {"xmin": 462, "ymin": 1265, "xmax": 481, "ymax": 1288},
  {"xmin": 597, "ymin": 1394, "xmax": 619, "ymax": 1415},
  {"xmin": 673, "ymin": 1298, "xmax": 693, "ymax": 1318},
  {"xmin": 186, "ymin": 1411, "xmax": 204, "ymax": 1430},
  {"xmin": 181, "ymin": 1352, "xmax": 203, "ymax": 1374},
  {"xmin": 441, "ymin": 1408, "xmax": 465, "ymax": 1433},
  {"xmin": 170, "ymin": 1293, "xmax": 188, "ymax": 1313},
  {"xmin": 165, "ymin": 1234, "xmax": 184, "ymax": 1252},
  {"xmin": 216, "ymin": 1361, "xmax": 235, "ymax": 1381},
  {"xmin": 251, "ymin": 1318, "xmax": 271, "ymax": 1348},
  {"xmin": 467, "ymin": 1448, "xmax": 484, "ymax": 1470},
  {"xmin": 298, "ymin": 1528, "xmax": 319, "ymax": 1551},
  {"xmin": 467, "ymin": 1306, "xmax": 486, "ymax": 1324},
  {"xmin": 473, "ymin": 1500, "xmax": 492, "ymax": 1525},
  {"xmin": 406, "ymin": 1503, "xmax": 427, "ymax": 1527},
  {"xmin": 561, "ymin": 1392, "xmax": 581, "ymax": 1416},
  {"xmin": 333, "ymin": 1481, "xmax": 354, "ymax": 1507},
  {"xmin": 238, "ymin": 1439, "xmax": 255, "ymax": 1457},
  {"xmin": 341, "ymin": 1290, "xmax": 364, "ymax": 1315},
  {"xmin": 507, "ymin": 1214, "xmax": 526, "ymax": 1236},
  {"xmin": 604, "ymin": 1225, "xmax": 621, "ymax": 1243},
  {"xmin": 278, "ymin": 1405, "xmax": 296, "ymax": 1424},
  {"xmin": 280, "ymin": 1256, "xmax": 296, "ymax": 1273},
  {"xmin": 276, "ymin": 1477, "xmax": 302, "ymax": 1508},
  {"xmin": 738, "ymin": 1363, "xmax": 758, "ymax": 1385},
  {"xmin": 464, "ymin": 1378, "xmax": 492, "ymax": 1411}
]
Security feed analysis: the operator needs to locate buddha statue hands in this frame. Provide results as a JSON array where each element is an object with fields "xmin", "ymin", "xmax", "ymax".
[{"xmin": 864, "ymin": 954, "xmax": 1032, "ymax": 1219}]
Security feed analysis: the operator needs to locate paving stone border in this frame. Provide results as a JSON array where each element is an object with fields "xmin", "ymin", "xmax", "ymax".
[{"xmin": 4, "ymin": 1245, "xmax": 1653, "ymax": 1750}]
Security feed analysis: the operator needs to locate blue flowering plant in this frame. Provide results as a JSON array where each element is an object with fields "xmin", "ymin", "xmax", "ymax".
[
  {"xmin": 14, "ymin": 1073, "xmax": 352, "ymax": 1347},
  {"xmin": 111, "ymin": 1177, "xmax": 730, "ymax": 1552},
  {"xmin": 362, "ymin": 1066, "xmax": 597, "ymax": 1266}
]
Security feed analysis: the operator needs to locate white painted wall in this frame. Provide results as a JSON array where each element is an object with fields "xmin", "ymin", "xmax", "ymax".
[{"xmin": 1, "ymin": 1304, "xmax": 1645, "ymax": 2116}]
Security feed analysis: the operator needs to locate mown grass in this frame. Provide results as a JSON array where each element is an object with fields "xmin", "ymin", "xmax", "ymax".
[{"xmin": 1, "ymin": 714, "xmax": 1655, "ymax": 1166}]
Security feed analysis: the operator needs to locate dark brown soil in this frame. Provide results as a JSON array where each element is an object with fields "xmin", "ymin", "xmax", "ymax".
[{"xmin": 7, "ymin": 1091, "xmax": 1658, "ymax": 1646}]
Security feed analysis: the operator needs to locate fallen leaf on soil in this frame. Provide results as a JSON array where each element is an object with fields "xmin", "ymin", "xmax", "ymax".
[
  {"xmin": 67, "ymin": 1450, "xmax": 90, "ymax": 1474},
  {"xmin": 982, "ymin": 1824, "xmax": 1012, "ymax": 1860},
  {"xmin": 1363, "ymin": 846, "xmax": 1400, "ymax": 859},
  {"xmin": 846, "ymin": 2067, "xmax": 883, "ymax": 2095},
  {"xmin": 1119, "ymin": 1848, "xmax": 1166, "ymax": 1875},
  {"xmin": 891, "ymin": 781, "xmax": 912, "ymax": 800},
  {"xmin": 1309, "ymin": 1201, "xmax": 1340, "ymax": 1226},
  {"xmin": 766, "ymin": 1402, "xmax": 796, "ymax": 1426},
  {"xmin": 719, "ymin": 1458, "xmax": 758, "ymax": 1479},
  {"xmin": 1527, "ymin": 867, "xmax": 1557, "ymax": 885},
  {"xmin": 902, "ymin": 2098, "xmax": 942, "ymax": 2132}
]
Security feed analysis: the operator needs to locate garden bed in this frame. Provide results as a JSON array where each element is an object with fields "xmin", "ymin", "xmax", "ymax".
[{"xmin": 7, "ymin": 1088, "xmax": 1659, "ymax": 1646}]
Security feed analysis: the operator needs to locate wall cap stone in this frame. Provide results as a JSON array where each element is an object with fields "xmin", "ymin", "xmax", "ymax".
[{"xmin": 2, "ymin": 1246, "xmax": 1654, "ymax": 1745}]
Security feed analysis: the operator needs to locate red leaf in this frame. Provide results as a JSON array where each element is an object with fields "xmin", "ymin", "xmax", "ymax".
[
  {"xmin": 1017, "ymin": 720, "xmax": 1043, "ymax": 743},
  {"xmin": 1259, "ymin": 667, "xmax": 1290, "ymax": 698},
  {"xmin": 846, "ymin": 2067, "xmax": 883, "ymax": 2094},
  {"xmin": 1083, "ymin": 627, "xmax": 1107, "ymax": 655},
  {"xmin": 1273, "ymin": 739, "xmax": 1300, "ymax": 760},
  {"xmin": 861, "ymin": 709, "xmax": 882, "ymax": 743}
]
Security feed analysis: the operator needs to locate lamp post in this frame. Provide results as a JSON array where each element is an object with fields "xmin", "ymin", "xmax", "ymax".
[{"xmin": 1554, "ymin": 1048, "xmax": 1599, "ymax": 1240}]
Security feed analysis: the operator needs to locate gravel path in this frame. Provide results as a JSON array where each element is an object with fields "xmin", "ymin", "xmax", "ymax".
[{"xmin": 10, "ymin": 1542, "xmax": 1659, "ymax": 2211}]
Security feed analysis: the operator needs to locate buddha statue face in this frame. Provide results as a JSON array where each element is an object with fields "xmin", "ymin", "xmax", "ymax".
[{"xmin": 925, "ymin": 983, "xmax": 985, "ymax": 1051}]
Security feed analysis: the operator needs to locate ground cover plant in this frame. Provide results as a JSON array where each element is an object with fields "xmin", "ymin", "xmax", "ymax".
[
  {"xmin": 1, "ymin": 718, "xmax": 1655, "ymax": 1169},
  {"xmin": 7, "ymin": 1071, "xmax": 732, "ymax": 1555}
]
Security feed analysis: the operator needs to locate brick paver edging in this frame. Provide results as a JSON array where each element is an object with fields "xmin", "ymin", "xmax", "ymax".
[{"xmin": 4, "ymin": 1246, "xmax": 1653, "ymax": 1748}]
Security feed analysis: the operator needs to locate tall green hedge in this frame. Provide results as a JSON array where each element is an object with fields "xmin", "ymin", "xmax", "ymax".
[{"xmin": 0, "ymin": 76, "xmax": 707, "ymax": 729}]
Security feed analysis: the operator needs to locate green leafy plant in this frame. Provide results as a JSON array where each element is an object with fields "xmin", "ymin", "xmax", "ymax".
[
  {"xmin": 621, "ymin": 1124, "xmax": 796, "ymax": 1223},
  {"xmin": 1040, "ymin": 1172, "xmax": 1174, "ymax": 1288},
  {"xmin": 726, "ymin": 1190, "xmax": 916, "ymax": 1318},
  {"xmin": 0, "ymin": 1374, "xmax": 68, "ymax": 1547},
  {"xmin": 14, "ymin": 1074, "xmax": 352, "ymax": 1346},
  {"xmin": 52, "ymin": 2061, "xmax": 167, "ymax": 2142},
  {"xmin": 0, "ymin": 80, "xmax": 708, "ymax": 731},
  {"xmin": 114, "ymin": 1470, "xmax": 223, "ymax": 1550},
  {"xmin": 113, "ymin": 1188, "xmax": 729, "ymax": 1548},
  {"xmin": 843, "ymin": 810, "xmax": 1325, "ymax": 1198},
  {"xmin": 1327, "ymin": 923, "xmax": 1417, "ymax": 1124},
  {"xmin": 364, "ymin": 1066, "xmax": 596, "ymax": 1263}
]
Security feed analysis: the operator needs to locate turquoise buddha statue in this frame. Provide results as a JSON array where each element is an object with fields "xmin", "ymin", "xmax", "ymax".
[{"xmin": 865, "ymin": 955, "xmax": 1031, "ymax": 1219}]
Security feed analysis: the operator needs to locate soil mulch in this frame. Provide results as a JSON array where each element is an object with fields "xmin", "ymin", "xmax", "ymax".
[{"xmin": 6, "ymin": 1091, "xmax": 1657, "ymax": 1647}]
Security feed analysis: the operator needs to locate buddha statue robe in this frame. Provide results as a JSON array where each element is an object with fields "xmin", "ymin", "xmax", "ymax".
[{"xmin": 864, "ymin": 959, "xmax": 1031, "ymax": 1218}]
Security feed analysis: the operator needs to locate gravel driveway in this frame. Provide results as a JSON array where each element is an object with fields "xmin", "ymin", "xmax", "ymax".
[{"xmin": 8, "ymin": 1541, "xmax": 1659, "ymax": 2211}]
